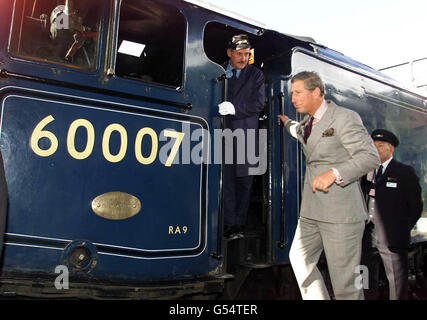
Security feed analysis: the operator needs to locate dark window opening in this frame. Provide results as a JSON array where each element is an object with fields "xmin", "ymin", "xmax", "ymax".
[
  {"xmin": 203, "ymin": 22, "xmax": 310, "ymax": 79},
  {"xmin": 115, "ymin": 0, "xmax": 186, "ymax": 88},
  {"xmin": 9, "ymin": 0, "xmax": 102, "ymax": 70},
  {"xmin": 203, "ymin": 22, "xmax": 263, "ymax": 70}
]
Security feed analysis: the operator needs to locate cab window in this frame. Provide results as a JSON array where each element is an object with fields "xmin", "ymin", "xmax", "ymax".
[
  {"xmin": 115, "ymin": 0, "xmax": 186, "ymax": 88},
  {"xmin": 9, "ymin": 0, "xmax": 102, "ymax": 70}
]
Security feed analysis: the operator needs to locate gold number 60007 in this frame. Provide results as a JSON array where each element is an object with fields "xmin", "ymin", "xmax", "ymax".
[{"xmin": 30, "ymin": 115, "xmax": 184, "ymax": 166}]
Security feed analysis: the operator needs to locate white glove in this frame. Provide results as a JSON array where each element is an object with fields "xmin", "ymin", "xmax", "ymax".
[{"xmin": 218, "ymin": 101, "xmax": 235, "ymax": 115}]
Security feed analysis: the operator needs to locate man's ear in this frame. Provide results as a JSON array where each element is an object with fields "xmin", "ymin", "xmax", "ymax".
[
  {"xmin": 226, "ymin": 48, "xmax": 232, "ymax": 58},
  {"xmin": 313, "ymin": 87, "xmax": 321, "ymax": 98}
]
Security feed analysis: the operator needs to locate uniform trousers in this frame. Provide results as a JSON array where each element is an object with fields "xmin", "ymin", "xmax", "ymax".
[
  {"xmin": 223, "ymin": 164, "xmax": 254, "ymax": 228},
  {"xmin": 289, "ymin": 216, "xmax": 365, "ymax": 300},
  {"xmin": 362, "ymin": 222, "xmax": 409, "ymax": 300}
]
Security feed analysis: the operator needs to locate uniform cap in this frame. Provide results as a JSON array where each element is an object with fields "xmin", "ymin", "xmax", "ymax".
[
  {"xmin": 371, "ymin": 129, "xmax": 399, "ymax": 147},
  {"xmin": 228, "ymin": 34, "xmax": 251, "ymax": 50}
]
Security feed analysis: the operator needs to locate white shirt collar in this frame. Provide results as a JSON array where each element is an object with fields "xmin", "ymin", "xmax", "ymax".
[
  {"xmin": 380, "ymin": 156, "xmax": 393, "ymax": 173},
  {"xmin": 226, "ymin": 62, "xmax": 242, "ymax": 79},
  {"xmin": 312, "ymin": 99, "xmax": 328, "ymax": 125}
]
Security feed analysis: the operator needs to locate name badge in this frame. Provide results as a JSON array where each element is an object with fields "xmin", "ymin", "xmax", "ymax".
[
  {"xmin": 386, "ymin": 182, "xmax": 397, "ymax": 188},
  {"xmin": 369, "ymin": 189, "xmax": 375, "ymax": 196}
]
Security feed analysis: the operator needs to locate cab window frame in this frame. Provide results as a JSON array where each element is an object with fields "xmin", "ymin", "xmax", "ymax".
[
  {"xmin": 8, "ymin": 0, "xmax": 104, "ymax": 72},
  {"xmin": 113, "ymin": 0, "xmax": 187, "ymax": 90}
]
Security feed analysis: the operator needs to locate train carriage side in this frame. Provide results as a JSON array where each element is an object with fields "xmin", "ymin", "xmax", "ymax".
[
  {"xmin": 292, "ymin": 47, "xmax": 427, "ymax": 280},
  {"xmin": 264, "ymin": 46, "xmax": 427, "ymax": 290},
  {"xmin": 289, "ymin": 47, "xmax": 426, "ymax": 224},
  {"xmin": 265, "ymin": 44, "xmax": 427, "ymax": 246}
]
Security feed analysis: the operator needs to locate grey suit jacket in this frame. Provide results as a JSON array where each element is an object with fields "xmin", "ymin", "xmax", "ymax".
[{"xmin": 286, "ymin": 101, "xmax": 380, "ymax": 223}]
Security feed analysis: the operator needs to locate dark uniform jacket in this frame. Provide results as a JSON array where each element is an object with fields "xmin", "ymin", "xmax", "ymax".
[
  {"xmin": 361, "ymin": 158, "xmax": 423, "ymax": 248},
  {"xmin": 223, "ymin": 63, "xmax": 265, "ymax": 177}
]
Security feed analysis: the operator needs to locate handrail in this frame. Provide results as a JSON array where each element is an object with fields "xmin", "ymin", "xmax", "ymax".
[
  {"xmin": 210, "ymin": 73, "xmax": 228, "ymax": 260},
  {"xmin": 277, "ymin": 91, "xmax": 286, "ymax": 249}
]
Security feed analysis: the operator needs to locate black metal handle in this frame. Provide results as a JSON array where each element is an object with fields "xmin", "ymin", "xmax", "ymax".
[
  {"xmin": 216, "ymin": 74, "xmax": 228, "ymax": 102},
  {"xmin": 211, "ymin": 74, "xmax": 228, "ymax": 260},
  {"xmin": 277, "ymin": 92, "xmax": 286, "ymax": 249}
]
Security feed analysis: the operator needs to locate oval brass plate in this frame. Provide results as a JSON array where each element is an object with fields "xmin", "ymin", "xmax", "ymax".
[{"xmin": 91, "ymin": 192, "xmax": 141, "ymax": 220}]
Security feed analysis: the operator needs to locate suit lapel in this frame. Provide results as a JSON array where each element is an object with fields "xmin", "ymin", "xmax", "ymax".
[
  {"xmin": 381, "ymin": 158, "xmax": 396, "ymax": 183},
  {"xmin": 305, "ymin": 102, "xmax": 336, "ymax": 160}
]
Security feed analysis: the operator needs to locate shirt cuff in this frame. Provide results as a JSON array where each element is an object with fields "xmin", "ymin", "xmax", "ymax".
[{"xmin": 331, "ymin": 167, "xmax": 343, "ymax": 184}]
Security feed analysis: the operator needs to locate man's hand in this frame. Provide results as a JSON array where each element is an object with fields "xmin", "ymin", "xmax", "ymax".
[
  {"xmin": 218, "ymin": 101, "xmax": 236, "ymax": 115},
  {"xmin": 277, "ymin": 114, "xmax": 289, "ymax": 125},
  {"xmin": 312, "ymin": 169, "xmax": 336, "ymax": 192}
]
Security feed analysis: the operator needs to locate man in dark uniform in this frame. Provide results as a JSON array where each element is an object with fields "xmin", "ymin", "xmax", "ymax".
[
  {"xmin": 361, "ymin": 129, "xmax": 423, "ymax": 299},
  {"xmin": 218, "ymin": 34, "xmax": 265, "ymax": 239}
]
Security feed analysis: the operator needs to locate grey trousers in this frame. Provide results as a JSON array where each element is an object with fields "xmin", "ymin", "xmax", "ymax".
[
  {"xmin": 289, "ymin": 217, "xmax": 365, "ymax": 300},
  {"xmin": 362, "ymin": 222, "xmax": 409, "ymax": 300}
]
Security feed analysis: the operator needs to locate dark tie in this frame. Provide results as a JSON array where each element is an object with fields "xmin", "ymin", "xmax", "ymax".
[
  {"xmin": 231, "ymin": 69, "xmax": 237, "ymax": 79},
  {"xmin": 375, "ymin": 165, "xmax": 383, "ymax": 183},
  {"xmin": 303, "ymin": 116, "xmax": 314, "ymax": 143}
]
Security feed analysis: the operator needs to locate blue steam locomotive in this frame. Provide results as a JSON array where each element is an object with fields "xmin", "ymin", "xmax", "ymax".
[{"xmin": 0, "ymin": 0, "xmax": 425, "ymax": 299}]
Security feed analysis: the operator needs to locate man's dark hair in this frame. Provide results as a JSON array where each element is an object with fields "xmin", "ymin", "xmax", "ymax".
[{"xmin": 291, "ymin": 71, "xmax": 325, "ymax": 96}]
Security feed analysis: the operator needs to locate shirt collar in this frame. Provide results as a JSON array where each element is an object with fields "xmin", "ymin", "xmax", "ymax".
[
  {"xmin": 226, "ymin": 62, "xmax": 242, "ymax": 79},
  {"xmin": 312, "ymin": 99, "xmax": 329, "ymax": 124},
  {"xmin": 381, "ymin": 156, "xmax": 393, "ymax": 172}
]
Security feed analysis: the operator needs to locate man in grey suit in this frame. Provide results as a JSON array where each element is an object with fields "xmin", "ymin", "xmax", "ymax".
[{"xmin": 278, "ymin": 71, "xmax": 380, "ymax": 300}]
